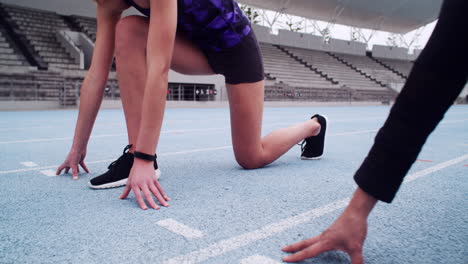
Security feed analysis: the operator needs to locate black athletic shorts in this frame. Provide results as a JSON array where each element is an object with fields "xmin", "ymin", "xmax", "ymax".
[{"xmin": 202, "ymin": 31, "xmax": 264, "ymax": 85}]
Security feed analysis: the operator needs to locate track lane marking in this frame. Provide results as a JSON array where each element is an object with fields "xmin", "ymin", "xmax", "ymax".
[
  {"xmin": 157, "ymin": 219, "xmax": 205, "ymax": 239},
  {"xmin": 2, "ymin": 117, "xmax": 465, "ymax": 145},
  {"xmin": 417, "ymin": 159, "xmax": 433, "ymax": 163},
  {"xmin": 240, "ymin": 255, "xmax": 282, "ymax": 264},
  {"xmin": 40, "ymin": 170, "xmax": 57, "ymax": 177},
  {"xmin": 20, "ymin": 161, "xmax": 38, "ymax": 167},
  {"xmin": 0, "ymin": 128, "xmax": 228, "ymax": 145},
  {"xmin": 161, "ymin": 199, "xmax": 350, "ymax": 264},
  {"xmin": 0, "ymin": 127, "xmax": 376, "ymax": 175},
  {"xmin": 162, "ymin": 154, "xmax": 468, "ymax": 264},
  {"xmin": 405, "ymin": 154, "xmax": 468, "ymax": 183},
  {"xmin": 0, "ymin": 146, "xmax": 232, "ymax": 175}
]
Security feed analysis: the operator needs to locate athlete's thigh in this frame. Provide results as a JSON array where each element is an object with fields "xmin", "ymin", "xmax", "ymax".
[
  {"xmin": 171, "ymin": 34, "xmax": 215, "ymax": 75},
  {"xmin": 122, "ymin": 16, "xmax": 215, "ymax": 76}
]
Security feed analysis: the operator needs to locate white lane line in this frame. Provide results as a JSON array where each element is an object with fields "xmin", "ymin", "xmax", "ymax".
[
  {"xmin": 162, "ymin": 146, "xmax": 231, "ymax": 156},
  {"xmin": 0, "ymin": 124, "xmax": 375, "ymax": 145},
  {"xmin": 0, "ymin": 126, "xmax": 377, "ymax": 175},
  {"xmin": 2, "ymin": 116, "xmax": 465, "ymax": 145},
  {"xmin": 330, "ymin": 129, "xmax": 377, "ymax": 136},
  {"xmin": 162, "ymin": 154, "xmax": 468, "ymax": 264},
  {"xmin": 1, "ymin": 136, "xmax": 75, "ymax": 144},
  {"xmin": 404, "ymin": 154, "xmax": 468, "ymax": 183},
  {"xmin": 20, "ymin": 161, "xmax": 38, "ymax": 167},
  {"xmin": 0, "ymin": 146, "xmax": 233, "ymax": 175},
  {"xmin": 40, "ymin": 170, "xmax": 57, "ymax": 177},
  {"xmin": 0, "ymin": 116, "xmax": 383, "ymax": 132},
  {"xmin": 0, "ymin": 128, "xmax": 228, "ymax": 145},
  {"xmin": 439, "ymin": 118, "xmax": 468, "ymax": 124},
  {"xmin": 161, "ymin": 198, "xmax": 350, "ymax": 264},
  {"xmin": 0, "ymin": 134, "xmax": 126, "ymax": 145},
  {"xmin": 157, "ymin": 219, "xmax": 205, "ymax": 239},
  {"xmin": 240, "ymin": 255, "xmax": 281, "ymax": 264}
]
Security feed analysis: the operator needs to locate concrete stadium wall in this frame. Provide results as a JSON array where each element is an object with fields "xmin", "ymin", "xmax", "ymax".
[
  {"xmin": 0, "ymin": 0, "xmax": 140, "ymax": 17},
  {"xmin": 372, "ymin": 45, "xmax": 413, "ymax": 61},
  {"xmin": 252, "ymin": 25, "xmax": 366, "ymax": 56}
]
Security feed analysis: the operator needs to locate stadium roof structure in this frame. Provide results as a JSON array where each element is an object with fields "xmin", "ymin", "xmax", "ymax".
[{"xmin": 239, "ymin": 0, "xmax": 443, "ymax": 34}]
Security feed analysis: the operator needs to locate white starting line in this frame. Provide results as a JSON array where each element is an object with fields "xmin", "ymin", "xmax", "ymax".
[
  {"xmin": 40, "ymin": 170, "xmax": 57, "ymax": 177},
  {"xmin": 240, "ymin": 255, "xmax": 282, "ymax": 264},
  {"xmin": 20, "ymin": 161, "xmax": 38, "ymax": 167},
  {"xmin": 0, "ymin": 127, "xmax": 381, "ymax": 176},
  {"xmin": 157, "ymin": 219, "xmax": 205, "ymax": 239},
  {"xmin": 161, "ymin": 154, "xmax": 468, "ymax": 264}
]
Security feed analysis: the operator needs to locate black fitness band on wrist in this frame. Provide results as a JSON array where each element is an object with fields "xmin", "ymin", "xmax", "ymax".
[{"xmin": 133, "ymin": 151, "xmax": 157, "ymax": 161}]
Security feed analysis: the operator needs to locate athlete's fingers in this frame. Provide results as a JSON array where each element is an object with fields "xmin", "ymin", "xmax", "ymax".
[
  {"xmin": 154, "ymin": 179, "xmax": 170, "ymax": 201},
  {"xmin": 349, "ymin": 249, "xmax": 364, "ymax": 264},
  {"xmin": 133, "ymin": 187, "xmax": 148, "ymax": 210},
  {"xmin": 282, "ymin": 235, "xmax": 321, "ymax": 252},
  {"xmin": 65, "ymin": 167, "xmax": 70, "ymax": 174},
  {"xmin": 149, "ymin": 184, "xmax": 169, "ymax": 207},
  {"xmin": 120, "ymin": 185, "xmax": 131, "ymax": 199},
  {"xmin": 72, "ymin": 165, "xmax": 79, "ymax": 180},
  {"xmin": 142, "ymin": 186, "xmax": 160, "ymax": 210},
  {"xmin": 56, "ymin": 165, "xmax": 65, "ymax": 175},
  {"xmin": 80, "ymin": 161, "xmax": 90, "ymax": 173},
  {"xmin": 282, "ymin": 242, "xmax": 329, "ymax": 263}
]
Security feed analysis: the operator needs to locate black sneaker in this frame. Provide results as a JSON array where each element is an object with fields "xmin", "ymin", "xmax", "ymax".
[
  {"xmin": 88, "ymin": 144, "xmax": 161, "ymax": 189},
  {"xmin": 299, "ymin": 114, "xmax": 328, "ymax": 160}
]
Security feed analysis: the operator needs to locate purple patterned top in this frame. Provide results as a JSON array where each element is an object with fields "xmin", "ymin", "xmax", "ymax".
[{"xmin": 123, "ymin": 0, "xmax": 251, "ymax": 51}]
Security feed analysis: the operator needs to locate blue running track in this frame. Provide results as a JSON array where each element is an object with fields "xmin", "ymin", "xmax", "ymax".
[{"xmin": 0, "ymin": 105, "xmax": 467, "ymax": 263}]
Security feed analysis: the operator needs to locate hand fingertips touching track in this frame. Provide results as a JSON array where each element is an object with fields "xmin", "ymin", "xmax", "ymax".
[
  {"xmin": 282, "ymin": 236, "xmax": 320, "ymax": 252},
  {"xmin": 149, "ymin": 184, "xmax": 168, "ymax": 207},
  {"xmin": 120, "ymin": 185, "xmax": 131, "ymax": 199},
  {"xmin": 133, "ymin": 187, "xmax": 148, "ymax": 210},
  {"xmin": 350, "ymin": 251, "xmax": 364, "ymax": 264},
  {"xmin": 56, "ymin": 165, "xmax": 64, "ymax": 176},
  {"xmin": 80, "ymin": 161, "xmax": 90, "ymax": 173},
  {"xmin": 142, "ymin": 186, "xmax": 160, "ymax": 210},
  {"xmin": 282, "ymin": 243, "xmax": 325, "ymax": 263},
  {"xmin": 72, "ymin": 165, "xmax": 79, "ymax": 180},
  {"xmin": 154, "ymin": 180, "xmax": 171, "ymax": 201}
]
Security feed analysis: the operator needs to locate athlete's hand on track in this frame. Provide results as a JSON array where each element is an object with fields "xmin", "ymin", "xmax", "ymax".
[
  {"xmin": 56, "ymin": 148, "xmax": 90, "ymax": 179},
  {"xmin": 120, "ymin": 158, "xmax": 170, "ymax": 210},
  {"xmin": 282, "ymin": 208, "xmax": 367, "ymax": 264}
]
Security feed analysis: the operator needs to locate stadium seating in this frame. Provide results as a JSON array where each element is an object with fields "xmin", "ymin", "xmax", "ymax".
[
  {"xmin": 0, "ymin": 23, "xmax": 30, "ymax": 68},
  {"xmin": 377, "ymin": 58, "xmax": 414, "ymax": 77},
  {"xmin": 259, "ymin": 42, "xmax": 338, "ymax": 89},
  {"xmin": 2, "ymin": 4, "xmax": 80, "ymax": 70},
  {"xmin": 0, "ymin": 3, "xmax": 401, "ymax": 104},
  {"xmin": 333, "ymin": 53, "xmax": 406, "ymax": 85},
  {"xmin": 70, "ymin": 15, "xmax": 97, "ymax": 42},
  {"xmin": 264, "ymin": 82, "xmax": 352, "ymax": 102},
  {"xmin": 284, "ymin": 46, "xmax": 387, "ymax": 91}
]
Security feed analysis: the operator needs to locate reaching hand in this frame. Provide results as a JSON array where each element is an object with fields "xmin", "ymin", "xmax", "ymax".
[
  {"xmin": 120, "ymin": 158, "xmax": 170, "ymax": 210},
  {"xmin": 56, "ymin": 148, "xmax": 90, "ymax": 179},
  {"xmin": 282, "ymin": 208, "xmax": 368, "ymax": 264}
]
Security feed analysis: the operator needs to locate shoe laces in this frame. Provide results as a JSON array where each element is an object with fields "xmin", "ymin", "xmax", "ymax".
[
  {"xmin": 297, "ymin": 140, "xmax": 307, "ymax": 152},
  {"xmin": 107, "ymin": 144, "xmax": 132, "ymax": 170}
]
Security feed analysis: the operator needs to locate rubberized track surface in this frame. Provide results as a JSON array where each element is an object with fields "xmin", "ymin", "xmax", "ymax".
[{"xmin": 0, "ymin": 105, "xmax": 467, "ymax": 263}]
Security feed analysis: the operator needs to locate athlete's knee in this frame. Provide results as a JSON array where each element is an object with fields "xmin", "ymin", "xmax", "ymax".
[
  {"xmin": 234, "ymin": 151, "xmax": 265, "ymax": 170},
  {"xmin": 115, "ymin": 16, "xmax": 148, "ymax": 57}
]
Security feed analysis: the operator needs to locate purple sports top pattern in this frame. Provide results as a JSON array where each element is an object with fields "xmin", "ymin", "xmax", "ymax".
[{"xmin": 123, "ymin": 0, "xmax": 252, "ymax": 51}]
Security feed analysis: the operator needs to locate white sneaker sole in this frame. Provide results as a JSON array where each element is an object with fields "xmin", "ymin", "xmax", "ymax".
[
  {"xmin": 88, "ymin": 168, "xmax": 161, "ymax": 190},
  {"xmin": 301, "ymin": 156, "xmax": 322, "ymax": 160}
]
